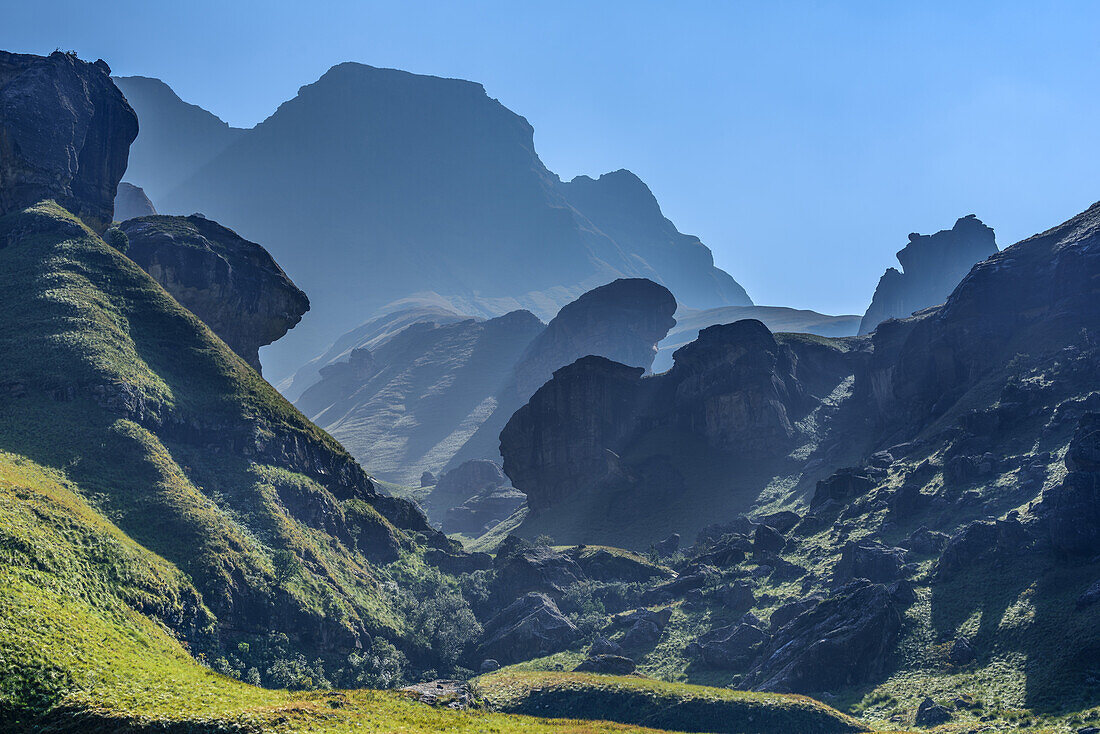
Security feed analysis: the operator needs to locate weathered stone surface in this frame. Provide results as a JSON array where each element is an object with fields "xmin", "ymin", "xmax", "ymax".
[
  {"xmin": 113, "ymin": 181, "xmax": 157, "ymax": 221},
  {"xmin": 432, "ymin": 460, "xmax": 525, "ymax": 535},
  {"xmin": 833, "ymin": 540, "xmax": 907, "ymax": 585},
  {"xmin": 573, "ymin": 654, "xmax": 637, "ymax": 675},
  {"xmin": 589, "ymin": 636, "xmax": 623, "ymax": 657},
  {"xmin": 422, "ymin": 548, "xmax": 493, "ymax": 575},
  {"xmin": 859, "ymin": 215, "xmax": 997, "ymax": 335},
  {"xmin": 744, "ymin": 580, "xmax": 902, "ymax": 694},
  {"xmin": 713, "ymin": 581, "xmax": 756, "ymax": 615},
  {"xmin": 769, "ymin": 595, "xmax": 823, "ymax": 631},
  {"xmin": 948, "ymin": 636, "xmax": 976, "ymax": 666},
  {"xmin": 913, "ymin": 697, "xmax": 953, "ymax": 726},
  {"xmin": 492, "ymin": 536, "xmax": 585, "ymax": 602},
  {"xmin": 753, "ymin": 524, "xmax": 786, "ymax": 555},
  {"xmin": 0, "ymin": 51, "xmax": 137, "ymax": 231},
  {"xmin": 120, "ymin": 215, "xmax": 309, "ymax": 372},
  {"xmin": 401, "ymin": 680, "xmax": 475, "ymax": 709},
  {"xmin": 654, "ymin": 533, "xmax": 681, "ymax": 556},
  {"xmin": 903, "ymin": 526, "xmax": 949, "ymax": 555},
  {"xmin": 477, "ymin": 592, "xmax": 579, "ymax": 665},
  {"xmin": 567, "ymin": 546, "xmax": 673, "ymax": 583},
  {"xmin": 687, "ymin": 621, "xmax": 768, "ymax": 669}
]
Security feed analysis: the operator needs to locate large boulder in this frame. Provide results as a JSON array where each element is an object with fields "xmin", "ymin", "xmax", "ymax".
[
  {"xmin": 935, "ymin": 517, "xmax": 1031, "ymax": 580},
  {"xmin": 832, "ymin": 540, "xmax": 908, "ymax": 585},
  {"xmin": 573, "ymin": 654, "xmax": 636, "ymax": 675},
  {"xmin": 0, "ymin": 51, "xmax": 138, "ymax": 231},
  {"xmin": 477, "ymin": 592, "xmax": 579, "ymax": 665},
  {"xmin": 120, "ymin": 215, "xmax": 309, "ymax": 372},
  {"xmin": 812, "ymin": 467, "xmax": 878, "ymax": 508},
  {"xmin": 567, "ymin": 545, "xmax": 673, "ymax": 583},
  {"xmin": 492, "ymin": 536, "xmax": 585, "ymax": 602},
  {"xmin": 859, "ymin": 215, "xmax": 997, "ymax": 335},
  {"xmin": 743, "ymin": 580, "xmax": 902, "ymax": 694},
  {"xmin": 687, "ymin": 621, "xmax": 769, "ymax": 669}
]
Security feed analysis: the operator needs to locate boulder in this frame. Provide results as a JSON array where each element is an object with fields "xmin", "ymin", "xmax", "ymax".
[
  {"xmin": 914, "ymin": 697, "xmax": 953, "ymax": 726},
  {"xmin": 477, "ymin": 592, "xmax": 579, "ymax": 665},
  {"xmin": 589, "ymin": 636, "xmax": 623, "ymax": 657},
  {"xmin": 573, "ymin": 654, "xmax": 636, "ymax": 675},
  {"xmin": 120, "ymin": 215, "xmax": 309, "ymax": 372},
  {"xmin": 833, "ymin": 540, "xmax": 907, "ymax": 585},
  {"xmin": 401, "ymin": 680, "xmax": 474, "ymax": 709},
  {"xmin": 687, "ymin": 621, "xmax": 769, "ymax": 669},
  {"xmin": 903, "ymin": 526, "xmax": 949, "ymax": 555},
  {"xmin": 743, "ymin": 580, "xmax": 902, "ymax": 694},
  {"xmin": 948, "ymin": 636, "xmax": 976, "ymax": 666},
  {"xmin": 0, "ymin": 51, "xmax": 138, "ymax": 231},
  {"xmin": 759, "ymin": 510, "xmax": 801, "ymax": 534},
  {"xmin": 643, "ymin": 564, "xmax": 718, "ymax": 603},
  {"xmin": 423, "ymin": 548, "xmax": 493, "ymax": 575},
  {"xmin": 420, "ymin": 471, "xmax": 435, "ymax": 487},
  {"xmin": 812, "ymin": 467, "xmax": 877, "ymax": 508},
  {"xmin": 479, "ymin": 659, "xmax": 501, "ymax": 674},
  {"xmin": 753, "ymin": 524, "xmax": 786, "ymax": 555},
  {"xmin": 713, "ymin": 581, "xmax": 756, "ymax": 615},
  {"xmin": 694, "ymin": 533, "xmax": 752, "ymax": 567},
  {"xmin": 492, "ymin": 536, "xmax": 585, "ymax": 602},
  {"xmin": 567, "ymin": 546, "xmax": 673, "ymax": 583},
  {"xmin": 113, "ymin": 182, "xmax": 156, "ymax": 221}
]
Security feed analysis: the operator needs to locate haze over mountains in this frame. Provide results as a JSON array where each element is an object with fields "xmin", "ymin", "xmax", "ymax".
[{"xmin": 114, "ymin": 65, "xmax": 750, "ymax": 382}]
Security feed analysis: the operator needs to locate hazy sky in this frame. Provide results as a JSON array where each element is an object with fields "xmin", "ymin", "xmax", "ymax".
[{"xmin": 8, "ymin": 1, "xmax": 1100, "ymax": 314}]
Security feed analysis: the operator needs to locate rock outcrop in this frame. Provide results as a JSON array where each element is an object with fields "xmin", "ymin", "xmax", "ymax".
[
  {"xmin": 477, "ymin": 592, "xmax": 579, "ymax": 665},
  {"xmin": 501, "ymin": 320, "xmax": 855, "ymax": 518},
  {"xmin": 859, "ymin": 215, "xmax": 997, "ymax": 335},
  {"xmin": 0, "ymin": 51, "xmax": 137, "ymax": 231},
  {"xmin": 744, "ymin": 580, "xmax": 902, "ymax": 694},
  {"xmin": 120, "ymin": 215, "xmax": 309, "ymax": 372},
  {"xmin": 1038, "ymin": 413, "xmax": 1100, "ymax": 555},
  {"xmin": 427, "ymin": 459, "xmax": 510, "ymax": 519},
  {"xmin": 113, "ymin": 181, "xmax": 156, "ymax": 221}
]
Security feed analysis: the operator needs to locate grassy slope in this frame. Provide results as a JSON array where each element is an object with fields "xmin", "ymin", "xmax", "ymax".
[
  {"xmin": 0, "ymin": 202, "xmax": 415, "ymax": 654},
  {"xmin": 477, "ymin": 671, "xmax": 867, "ymax": 734},
  {"xmin": 0, "ymin": 451, "xmax": 669, "ymax": 733}
]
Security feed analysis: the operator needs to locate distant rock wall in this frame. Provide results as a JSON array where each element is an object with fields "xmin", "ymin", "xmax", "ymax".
[
  {"xmin": 113, "ymin": 182, "xmax": 157, "ymax": 221},
  {"xmin": 859, "ymin": 215, "xmax": 997, "ymax": 335},
  {"xmin": 0, "ymin": 51, "xmax": 137, "ymax": 231}
]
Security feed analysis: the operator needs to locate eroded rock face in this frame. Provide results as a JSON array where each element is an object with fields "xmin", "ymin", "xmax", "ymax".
[
  {"xmin": 120, "ymin": 215, "xmax": 309, "ymax": 372},
  {"xmin": 0, "ymin": 51, "xmax": 137, "ymax": 231},
  {"xmin": 501, "ymin": 356, "xmax": 645, "ymax": 512},
  {"xmin": 744, "ymin": 580, "xmax": 902, "ymax": 694},
  {"xmin": 859, "ymin": 215, "xmax": 997, "ymax": 335},
  {"xmin": 428, "ymin": 459, "xmax": 509, "ymax": 518},
  {"xmin": 477, "ymin": 592, "xmax": 579, "ymax": 665},
  {"xmin": 113, "ymin": 182, "xmax": 156, "ymax": 221},
  {"xmin": 1038, "ymin": 413, "xmax": 1100, "ymax": 555},
  {"xmin": 442, "ymin": 485, "xmax": 527, "ymax": 536}
]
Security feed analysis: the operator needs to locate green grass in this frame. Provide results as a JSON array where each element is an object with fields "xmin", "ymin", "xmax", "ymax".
[{"xmin": 477, "ymin": 671, "xmax": 868, "ymax": 734}]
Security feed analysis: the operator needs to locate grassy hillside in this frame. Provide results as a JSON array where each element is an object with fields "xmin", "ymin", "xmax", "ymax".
[
  {"xmin": 477, "ymin": 671, "xmax": 866, "ymax": 734},
  {"xmin": 0, "ymin": 201, "xmax": 462, "ymax": 685}
]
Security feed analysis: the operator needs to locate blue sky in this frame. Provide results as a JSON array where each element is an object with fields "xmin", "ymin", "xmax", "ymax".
[{"xmin": 7, "ymin": 1, "xmax": 1100, "ymax": 314}]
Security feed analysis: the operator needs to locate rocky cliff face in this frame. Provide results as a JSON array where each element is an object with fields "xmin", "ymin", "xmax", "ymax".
[
  {"xmin": 0, "ymin": 51, "xmax": 137, "ymax": 231},
  {"xmin": 120, "ymin": 215, "xmax": 309, "ymax": 372},
  {"xmin": 501, "ymin": 320, "xmax": 855, "ymax": 518},
  {"xmin": 113, "ymin": 181, "xmax": 157, "ymax": 220},
  {"xmin": 859, "ymin": 215, "xmax": 997, "ymax": 335}
]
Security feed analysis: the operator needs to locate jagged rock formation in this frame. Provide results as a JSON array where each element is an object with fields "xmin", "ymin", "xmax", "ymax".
[
  {"xmin": 442, "ymin": 485, "xmax": 526, "ymax": 536},
  {"xmin": 120, "ymin": 215, "xmax": 309, "ymax": 372},
  {"xmin": 424, "ymin": 460, "xmax": 526, "ymax": 534},
  {"xmin": 501, "ymin": 320, "xmax": 853, "ymax": 519},
  {"xmin": 859, "ymin": 215, "xmax": 997, "ymax": 335},
  {"xmin": 117, "ymin": 65, "xmax": 749, "ymax": 381},
  {"xmin": 477, "ymin": 592, "xmax": 579, "ymax": 665},
  {"xmin": 1037, "ymin": 413, "xmax": 1100, "ymax": 555},
  {"xmin": 427, "ymin": 459, "xmax": 510, "ymax": 517},
  {"xmin": 296, "ymin": 310, "xmax": 545, "ymax": 485},
  {"xmin": 654, "ymin": 304, "xmax": 860, "ymax": 372},
  {"xmin": 1, "ymin": 51, "xmax": 137, "ymax": 231},
  {"xmin": 113, "ymin": 181, "xmax": 157, "ymax": 220}
]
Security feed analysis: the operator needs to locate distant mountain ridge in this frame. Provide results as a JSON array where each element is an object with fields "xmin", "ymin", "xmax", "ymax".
[{"xmin": 114, "ymin": 63, "xmax": 750, "ymax": 382}]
